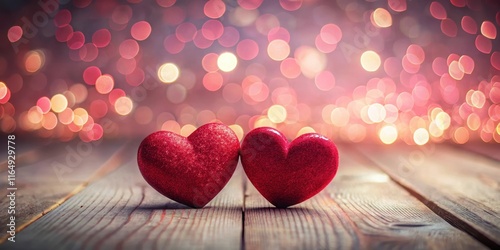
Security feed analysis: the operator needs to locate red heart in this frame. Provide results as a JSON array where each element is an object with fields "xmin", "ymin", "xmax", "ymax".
[
  {"xmin": 137, "ymin": 123, "xmax": 240, "ymax": 208},
  {"xmin": 241, "ymin": 127, "xmax": 339, "ymax": 208}
]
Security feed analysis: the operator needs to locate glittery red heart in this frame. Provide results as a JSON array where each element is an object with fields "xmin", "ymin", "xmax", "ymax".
[
  {"xmin": 137, "ymin": 123, "xmax": 240, "ymax": 208},
  {"xmin": 241, "ymin": 127, "xmax": 339, "ymax": 208}
]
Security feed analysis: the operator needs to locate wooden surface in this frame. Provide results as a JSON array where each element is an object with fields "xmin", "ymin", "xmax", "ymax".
[
  {"xmin": 356, "ymin": 143, "xmax": 500, "ymax": 248},
  {"xmin": 0, "ymin": 140, "xmax": 499, "ymax": 249}
]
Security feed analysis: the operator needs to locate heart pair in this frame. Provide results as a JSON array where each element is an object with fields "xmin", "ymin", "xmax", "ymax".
[{"xmin": 137, "ymin": 123, "xmax": 339, "ymax": 208}]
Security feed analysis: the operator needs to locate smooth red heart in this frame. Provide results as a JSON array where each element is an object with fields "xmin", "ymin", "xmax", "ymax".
[
  {"xmin": 137, "ymin": 123, "xmax": 240, "ymax": 208},
  {"xmin": 241, "ymin": 127, "xmax": 339, "ymax": 208}
]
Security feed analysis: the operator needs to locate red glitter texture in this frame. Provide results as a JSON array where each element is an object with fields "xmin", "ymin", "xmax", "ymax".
[
  {"xmin": 241, "ymin": 127, "xmax": 339, "ymax": 208},
  {"xmin": 137, "ymin": 123, "xmax": 240, "ymax": 208}
]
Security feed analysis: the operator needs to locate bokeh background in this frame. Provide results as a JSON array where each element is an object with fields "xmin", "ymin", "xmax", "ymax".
[{"xmin": 0, "ymin": 0, "xmax": 499, "ymax": 145}]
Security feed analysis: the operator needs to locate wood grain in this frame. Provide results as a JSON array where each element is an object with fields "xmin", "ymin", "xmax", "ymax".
[
  {"xmin": 243, "ymin": 145, "xmax": 486, "ymax": 250},
  {"xmin": 9, "ymin": 159, "xmax": 244, "ymax": 250},
  {"xmin": 458, "ymin": 142, "xmax": 500, "ymax": 162},
  {"xmin": 356, "ymin": 143, "xmax": 500, "ymax": 248},
  {"xmin": 0, "ymin": 139, "xmax": 133, "ymax": 244}
]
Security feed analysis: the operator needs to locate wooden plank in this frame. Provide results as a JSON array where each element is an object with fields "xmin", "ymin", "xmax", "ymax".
[
  {"xmin": 243, "ymin": 145, "xmax": 486, "ymax": 249},
  {"xmin": 458, "ymin": 142, "xmax": 500, "ymax": 162},
  {"xmin": 356, "ymin": 143, "xmax": 500, "ymax": 248},
  {"xmin": 0, "ymin": 139, "xmax": 133, "ymax": 244},
  {"xmin": 0, "ymin": 138, "xmax": 63, "ymax": 172},
  {"xmin": 8, "ymin": 159, "xmax": 244, "ymax": 249}
]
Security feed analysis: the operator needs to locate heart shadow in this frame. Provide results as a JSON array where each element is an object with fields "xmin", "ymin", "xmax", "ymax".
[{"xmin": 137, "ymin": 201, "xmax": 193, "ymax": 210}]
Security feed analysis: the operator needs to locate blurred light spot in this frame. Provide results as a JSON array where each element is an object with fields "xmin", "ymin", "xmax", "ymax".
[
  {"xmin": 95, "ymin": 74, "xmax": 114, "ymax": 94},
  {"xmin": 238, "ymin": 0, "xmax": 263, "ymax": 10},
  {"xmin": 193, "ymin": 30, "xmax": 214, "ymax": 49},
  {"xmin": 467, "ymin": 113, "xmax": 481, "ymax": 131},
  {"xmin": 37, "ymin": 96, "xmax": 51, "ymax": 113},
  {"xmin": 229, "ymin": 124, "xmax": 244, "ymax": 141},
  {"xmin": 83, "ymin": 66, "xmax": 101, "ymax": 85},
  {"xmin": 267, "ymin": 105, "xmax": 287, "ymax": 123},
  {"xmin": 413, "ymin": 128, "xmax": 429, "ymax": 145},
  {"xmin": 367, "ymin": 103, "xmax": 386, "ymax": 123},
  {"xmin": 114, "ymin": 96, "xmax": 133, "ymax": 115},
  {"xmin": 202, "ymin": 53, "xmax": 219, "ymax": 72},
  {"xmin": 116, "ymin": 57, "xmax": 137, "ymax": 75},
  {"xmin": 79, "ymin": 43, "xmax": 98, "ymax": 62},
  {"xmin": 69, "ymin": 84, "xmax": 88, "ymax": 104},
  {"xmin": 481, "ymin": 21, "xmax": 497, "ymax": 39},
  {"xmin": 156, "ymin": 0, "xmax": 176, "ymax": 7},
  {"xmin": 180, "ymin": 124, "xmax": 196, "ymax": 137},
  {"xmin": 42, "ymin": 112, "xmax": 57, "ymax": 130},
  {"xmin": 255, "ymin": 13, "xmax": 280, "ymax": 35},
  {"xmin": 237, "ymin": 39, "xmax": 259, "ymax": 60},
  {"xmin": 161, "ymin": 120, "xmax": 181, "ymax": 133},
  {"xmin": 469, "ymin": 90, "xmax": 486, "ymax": 108},
  {"xmin": 92, "ymin": 28, "xmax": 111, "ymax": 48},
  {"xmin": 441, "ymin": 18, "xmax": 457, "ymax": 37},
  {"xmin": 204, "ymin": 0, "xmax": 225, "ymax": 19},
  {"xmin": 28, "ymin": 106, "xmax": 43, "ymax": 124},
  {"xmin": 360, "ymin": 50, "xmax": 381, "ymax": 72},
  {"xmin": 119, "ymin": 39, "xmax": 139, "ymax": 59},
  {"xmin": 435, "ymin": 111, "xmax": 451, "ymax": 130},
  {"xmin": 379, "ymin": 125, "xmax": 398, "ymax": 144},
  {"xmin": 371, "ymin": 8, "xmax": 392, "ymax": 28},
  {"xmin": 331, "ymin": 107, "xmax": 349, "ymax": 127},
  {"xmin": 229, "ymin": 7, "xmax": 259, "ymax": 27},
  {"xmin": 73, "ymin": 108, "xmax": 89, "ymax": 126},
  {"xmin": 268, "ymin": 27, "xmax": 290, "ymax": 43},
  {"xmin": 0, "ymin": 82, "xmax": 8, "ymax": 101},
  {"xmin": 461, "ymin": 16, "xmax": 477, "ymax": 34},
  {"xmin": 388, "ymin": 0, "xmax": 407, "ymax": 12},
  {"xmin": 296, "ymin": 126, "xmax": 316, "ymax": 137},
  {"xmin": 475, "ymin": 35, "xmax": 492, "ymax": 54},
  {"xmin": 58, "ymin": 108, "xmax": 74, "ymax": 125},
  {"xmin": 203, "ymin": 72, "xmax": 223, "ymax": 91},
  {"xmin": 7, "ymin": 26, "xmax": 22, "ymax": 43},
  {"xmin": 315, "ymin": 34, "xmax": 337, "ymax": 53},
  {"xmin": 491, "ymin": 52, "xmax": 500, "ymax": 71},
  {"xmin": 315, "ymin": 71, "xmax": 335, "ymax": 91},
  {"xmin": 56, "ymin": 25, "xmax": 73, "ymax": 42},
  {"xmin": 453, "ymin": 127, "xmax": 469, "ymax": 144},
  {"xmin": 166, "ymin": 84, "xmax": 187, "ymax": 104},
  {"xmin": 131, "ymin": 21, "xmax": 151, "ymax": 41},
  {"xmin": 430, "ymin": 2, "xmax": 446, "ymax": 20},
  {"xmin": 25, "ymin": 50, "xmax": 44, "ymax": 73},
  {"xmin": 217, "ymin": 52, "xmax": 238, "ymax": 72},
  {"xmin": 67, "ymin": 31, "xmax": 85, "ymax": 50},
  {"xmin": 164, "ymin": 35, "xmax": 185, "ymax": 54},
  {"xmin": 51, "ymin": 94, "xmax": 68, "ymax": 113},
  {"xmin": 109, "ymin": 89, "xmax": 126, "ymax": 106},
  {"xmin": 218, "ymin": 26, "xmax": 240, "ymax": 47},
  {"xmin": 280, "ymin": 58, "xmax": 301, "ymax": 79},
  {"xmin": 90, "ymin": 100, "xmax": 108, "ymax": 118},
  {"xmin": 158, "ymin": 63, "xmax": 180, "ymax": 83},
  {"xmin": 54, "ymin": 9, "xmax": 71, "ymax": 27},
  {"xmin": 406, "ymin": 44, "xmax": 425, "ymax": 65},
  {"xmin": 295, "ymin": 46, "xmax": 326, "ymax": 78},
  {"xmin": 267, "ymin": 39, "xmax": 290, "ymax": 61},
  {"xmin": 279, "ymin": 0, "xmax": 302, "ymax": 11},
  {"xmin": 202, "ymin": 20, "xmax": 224, "ymax": 40},
  {"xmin": 458, "ymin": 55, "xmax": 474, "ymax": 74},
  {"xmin": 449, "ymin": 61, "xmax": 464, "ymax": 80},
  {"xmin": 176, "ymin": 22, "xmax": 197, "ymax": 42},
  {"xmin": 320, "ymin": 24, "xmax": 342, "ymax": 44},
  {"xmin": 112, "ymin": 5, "xmax": 133, "ymax": 25}
]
